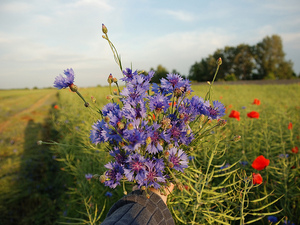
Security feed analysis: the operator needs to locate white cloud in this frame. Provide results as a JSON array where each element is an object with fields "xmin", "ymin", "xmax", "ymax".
[
  {"xmin": 164, "ymin": 9, "xmax": 197, "ymax": 22},
  {"xmin": 0, "ymin": 2, "xmax": 33, "ymax": 13},
  {"xmin": 71, "ymin": 0, "xmax": 113, "ymax": 10}
]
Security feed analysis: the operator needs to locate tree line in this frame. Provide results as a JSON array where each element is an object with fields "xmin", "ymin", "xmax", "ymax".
[{"xmin": 148, "ymin": 34, "xmax": 297, "ymax": 82}]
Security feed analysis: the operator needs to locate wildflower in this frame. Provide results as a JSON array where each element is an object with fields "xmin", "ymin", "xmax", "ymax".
[
  {"xmin": 288, "ymin": 122, "xmax": 293, "ymax": 130},
  {"xmin": 252, "ymin": 155, "xmax": 270, "ymax": 170},
  {"xmin": 267, "ymin": 216, "xmax": 278, "ymax": 223},
  {"xmin": 54, "ymin": 105, "xmax": 59, "ymax": 109},
  {"xmin": 252, "ymin": 98, "xmax": 261, "ymax": 105},
  {"xmin": 105, "ymin": 192, "xmax": 113, "ymax": 197},
  {"xmin": 149, "ymin": 94, "xmax": 170, "ymax": 114},
  {"xmin": 247, "ymin": 111, "xmax": 259, "ymax": 119},
  {"xmin": 142, "ymin": 159, "xmax": 166, "ymax": 189},
  {"xmin": 279, "ymin": 154, "xmax": 289, "ymax": 158},
  {"xmin": 229, "ymin": 110, "xmax": 240, "ymax": 121},
  {"xmin": 252, "ymin": 173, "xmax": 263, "ymax": 185},
  {"xmin": 292, "ymin": 146, "xmax": 299, "ymax": 154},
  {"xmin": 85, "ymin": 174, "xmax": 93, "ymax": 180},
  {"xmin": 54, "ymin": 68, "xmax": 75, "ymax": 90},
  {"xmin": 239, "ymin": 161, "xmax": 248, "ymax": 166},
  {"xmin": 206, "ymin": 101, "xmax": 226, "ymax": 120},
  {"xmin": 167, "ymin": 147, "xmax": 189, "ymax": 172},
  {"xmin": 102, "ymin": 23, "xmax": 108, "ymax": 34},
  {"xmin": 242, "ymin": 106, "xmax": 246, "ymax": 109},
  {"xmin": 104, "ymin": 162, "xmax": 124, "ymax": 189},
  {"xmin": 220, "ymin": 163, "xmax": 230, "ymax": 170},
  {"xmin": 124, "ymin": 153, "xmax": 146, "ymax": 184}
]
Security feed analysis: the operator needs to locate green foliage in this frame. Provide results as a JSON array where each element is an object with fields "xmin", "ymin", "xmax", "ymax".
[{"xmin": 188, "ymin": 35, "xmax": 295, "ymax": 81}]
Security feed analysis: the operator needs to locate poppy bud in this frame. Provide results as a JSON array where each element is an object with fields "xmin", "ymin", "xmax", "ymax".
[{"xmin": 102, "ymin": 23, "xmax": 108, "ymax": 34}]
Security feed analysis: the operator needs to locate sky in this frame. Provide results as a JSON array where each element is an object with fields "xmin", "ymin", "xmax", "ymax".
[{"xmin": 0, "ymin": 0, "xmax": 300, "ymax": 89}]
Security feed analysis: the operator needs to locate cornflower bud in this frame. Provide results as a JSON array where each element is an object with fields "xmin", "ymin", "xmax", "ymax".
[
  {"xmin": 159, "ymin": 139, "xmax": 164, "ymax": 146},
  {"xmin": 102, "ymin": 23, "xmax": 108, "ymax": 34},
  {"xmin": 104, "ymin": 116, "xmax": 110, "ymax": 123},
  {"xmin": 217, "ymin": 57, "xmax": 222, "ymax": 66},
  {"xmin": 69, "ymin": 83, "xmax": 78, "ymax": 92},
  {"xmin": 141, "ymin": 186, "xmax": 146, "ymax": 191},
  {"xmin": 179, "ymin": 114, "xmax": 185, "ymax": 119},
  {"xmin": 117, "ymin": 121, "xmax": 125, "ymax": 130},
  {"xmin": 190, "ymin": 147, "xmax": 194, "ymax": 151},
  {"xmin": 99, "ymin": 175, "xmax": 106, "ymax": 183},
  {"xmin": 146, "ymin": 136, "xmax": 152, "ymax": 145},
  {"xmin": 113, "ymin": 89, "xmax": 118, "ymax": 95},
  {"xmin": 146, "ymin": 194, "xmax": 150, "ymax": 199},
  {"xmin": 177, "ymin": 183, "xmax": 184, "ymax": 191},
  {"xmin": 168, "ymin": 162, "xmax": 174, "ymax": 168},
  {"xmin": 84, "ymin": 102, "xmax": 89, "ymax": 107},
  {"xmin": 127, "ymin": 123, "xmax": 134, "ymax": 130},
  {"xmin": 217, "ymin": 119, "xmax": 227, "ymax": 127},
  {"xmin": 199, "ymin": 114, "xmax": 205, "ymax": 123},
  {"xmin": 233, "ymin": 135, "xmax": 241, "ymax": 142},
  {"xmin": 113, "ymin": 77, "xmax": 118, "ymax": 83},
  {"xmin": 168, "ymin": 143, "xmax": 173, "ymax": 149},
  {"xmin": 164, "ymin": 151, "xmax": 170, "ymax": 157},
  {"xmin": 106, "ymin": 95, "xmax": 113, "ymax": 100},
  {"xmin": 107, "ymin": 74, "xmax": 113, "ymax": 84}
]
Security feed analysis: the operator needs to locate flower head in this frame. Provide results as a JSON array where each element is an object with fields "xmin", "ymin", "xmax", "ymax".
[
  {"xmin": 252, "ymin": 155, "xmax": 270, "ymax": 170},
  {"xmin": 85, "ymin": 173, "xmax": 93, "ymax": 180},
  {"xmin": 292, "ymin": 146, "xmax": 299, "ymax": 154},
  {"xmin": 54, "ymin": 68, "xmax": 75, "ymax": 89},
  {"xmin": 247, "ymin": 111, "xmax": 259, "ymax": 119},
  {"xmin": 229, "ymin": 110, "xmax": 240, "ymax": 121},
  {"xmin": 252, "ymin": 98, "xmax": 261, "ymax": 105},
  {"xmin": 267, "ymin": 216, "xmax": 278, "ymax": 223},
  {"xmin": 167, "ymin": 147, "xmax": 189, "ymax": 172},
  {"xmin": 206, "ymin": 101, "xmax": 226, "ymax": 120},
  {"xmin": 288, "ymin": 122, "xmax": 293, "ymax": 130},
  {"xmin": 252, "ymin": 173, "xmax": 263, "ymax": 185}
]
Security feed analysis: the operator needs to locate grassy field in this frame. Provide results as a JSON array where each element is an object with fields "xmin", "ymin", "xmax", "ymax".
[{"xmin": 0, "ymin": 82, "xmax": 299, "ymax": 224}]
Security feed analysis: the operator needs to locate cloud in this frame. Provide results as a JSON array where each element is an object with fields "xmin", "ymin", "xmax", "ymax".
[
  {"xmin": 164, "ymin": 9, "xmax": 197, "ymax": 22},
  {"xmin": 0, "ymin": 1, "xmax": 33, "ymax": 13},
  {"xmin": 71, "ymin": 0, "xmax": 113, "ymax": 10}
]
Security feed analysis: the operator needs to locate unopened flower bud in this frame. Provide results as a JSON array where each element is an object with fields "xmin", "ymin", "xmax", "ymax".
[
  {"xmin": 168, "ymin": 124, "xmax": 172, "ymax": 129},
  {"xmin": 69, "ymin": 83, "xmax": 78, "ymax": 92},
  {"xmin": 179, "ymin": 114, "xmax": 184, "ymax": 119},
  {"xmin": 102, "ymin": 23, "xmax": 108, "ymax": 34},
  {"xmin": 199, "ymin": 114, "xmax": 205, "ymax": 122},
  {"xmin": 187, "ymin": 129, "xmax": 191, "ymax": 135},
  {"xmin": 104, "ymin": 116, "xmax": 110, "ymax": 123},
  {"xmin": 217, "ymin": 119, "xmax": 227, "ymax": 127},
  {"xmin": 168, "ymin": 143, "xmax": 173, "ymax": 149},
  {"xmin": 124, "ymin": 191, "xmax": 127, "ymax": 195},
  {"xmin": 141, "ymin": 186, "xmax": 146, "ymax": 191},
  {"xmin": 113, "ymin": 89, "xmax": 118, "ymax": 95},
  {"xmin": 113, "ymin": 77, "xmax": 118, "ymax": 83},
  {"xmin": 107, "ymin": 74, "xmax": 113, "ymax": 84},
  {"xmin": 84, "ymin": 102, "xmax": 89, "ymax": 107},
  {"xmin": 159, "ymin": 139, "xmax": 164, "ymax": 145},
  {"xmin": 146, "ymin": 136, "xmax": 152, "ymax": 145},
  {"xmin": 146, "ymin": 194, "xmax": 150, "ymax": 199},
  {"xmin": 127, "ymin": 123, "xmax": 134, "ymax": 130},
  {"xmin": 168, "ymin": 162, "xmax": 174, "ymax": 168},
  {"xmin": 233, "ymin": 135, "xmax": 241, "ymax": 142},
  {"xmin": 99, "ymin": 175, "xmax": 106, "ymax": 183},
  {"xmin": 217, "ymin": 57, "xmax": 222, "ymax": 66},
  {"xmin": 106, "ymin": 95, "xmax": 113, "ymax": 100},
  {"xmin": 37, "ymin": 140, "xmax": 43, "ymax": 145},
  {"xmin": 177, "ymin": 183, "xmax": 184, "ymax": 191},
  {"xmin": 164, "ymin": 151, "xmax": 170, "ymax": 157},
  {"xmin": 117, "ymin": 121, "xmax": 125, "ymax": 130}
]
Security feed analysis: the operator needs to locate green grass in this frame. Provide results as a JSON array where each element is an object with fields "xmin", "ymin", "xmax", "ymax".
[{"xmin": 0, "ymin": 83, "xmax": 299, "ymax": 224}]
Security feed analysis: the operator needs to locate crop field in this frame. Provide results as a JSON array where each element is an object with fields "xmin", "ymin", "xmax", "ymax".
[{"xmin": 0, "ymin": 82, "xmax": 299, "ymax": 225}]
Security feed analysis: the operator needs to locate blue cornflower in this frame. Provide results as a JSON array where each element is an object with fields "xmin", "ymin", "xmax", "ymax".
[
  {"xmin": 123, "ymin": 123, "xmax": 146, "ymax": 152},
  {"xmin": 283, "ymin": 220, "xmax": 295, "ymax": 225},
  {"xmin": 120, "ymin": 68, "xmax": 138, "ymax": 83},
  {"xmin": 167, "ymin": 147, "xmax": 189, "ymax": 172},
  {"xmin": 239, "ymin": 161, "xmax": 248, "ymax": 166},
  {"xmin": 160, "ymin": 73, "xmax": 183, "ymax": 91},
  {"xmin": 279, "ymin": 154, "xmax": 289, "ymax": 158},
  {"xmin": 267, "ymin": 216, "xmax": 278, "ymax": 223},
  {"xmin": 143, "ymin": 159, "xmax": 166, "ymax": 189},
  {"xmin": 149, "ymin": 94, "xmax": 170, "ymax": 114},
  {"xmin": 124, "ymin": 153, "xmax": 146, "ymax": 184},
  {"xmin": 105, "ymin": 192, "xmax": 113, "ymax": 197},
  {"xmin": 104, "ymin": 162, "xmax": 124, "ymax": 189},
  {"xmin": 122, "ymin": 100, "xmax": 147, "ymax": 120},
  {"xmin": 145, "ymin": 123, "xmax": 164, "ymax": 154},
  {"xmin": 206, "ymin": 101, "xmax": 226, "ymax": 120},
  {"xmin": 54, "ymin": 68, "xmax": 75, "ymax": 89},
  {"xmin": 90, "ymin": 120, "xmax": 106, "ymax": 144},
  {"xmin": 85, "ymin": 173, "xmax": 93, "ymax": 180},
  {"xmin": 109, "ymin": 147, "xmax": 129, "ymax": 165},
  {"xmin": 220, "ymin": 163, "xmax": 230, "ymax": 170},
  {"xmin": 102, "ymin": 103, "xmax": 120, "ymax": 117}
]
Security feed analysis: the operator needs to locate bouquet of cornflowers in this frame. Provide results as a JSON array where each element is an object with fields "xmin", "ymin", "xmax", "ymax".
[{"xmin": 53, "ymin": 24, "xmax": 225, "ymax": 195}]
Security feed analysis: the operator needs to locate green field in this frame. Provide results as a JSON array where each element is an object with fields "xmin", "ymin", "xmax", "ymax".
[{"xmin": 0, "ymin": 83, "xmax": 299, "ymax": 224}]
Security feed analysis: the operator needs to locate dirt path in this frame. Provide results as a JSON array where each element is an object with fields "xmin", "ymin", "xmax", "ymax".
[{"xmin": 0, "ymin": 92, "xmax": 56, "ymax": 133}]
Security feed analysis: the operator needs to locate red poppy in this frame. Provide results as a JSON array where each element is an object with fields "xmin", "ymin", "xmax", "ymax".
[
  {"xmin": 252, "ymin": 155, "xmax": 270, "ymax": 170},
  {"xmin": 252, "ymin": 173, "xmax": 263, "ymax": 185},
  {"xmin": 252, "ymin": 98, "xmax": 261, "ymax": 105},
  {"xmin": 288, "ymin": 122, "xmax": 293, "ymax": 130},
  {"xmin": 229, "ymin": 110, "xmax": 240, "ymax": 121},
  {"xmin": 54, "ymin": 105, "xmax": 59, "ymax": 110},
  {"xmin": 247, "ymin": 111, "xmax": 259, "ymax": 119},
  {"xmin": 292, "ymin": 146, "xmax": 299, "ymax": 154}
]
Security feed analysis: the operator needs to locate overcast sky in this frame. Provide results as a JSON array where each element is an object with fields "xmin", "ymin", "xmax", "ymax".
[{"xmin": 0, "ymin": 0, "xmax": 299, "ymax": 89}]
